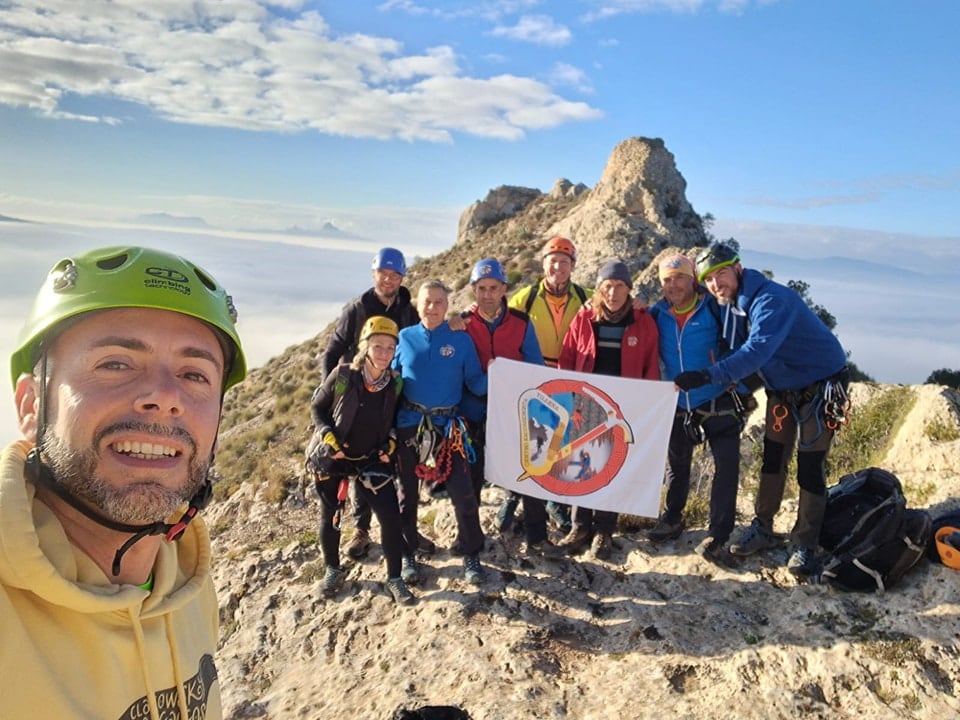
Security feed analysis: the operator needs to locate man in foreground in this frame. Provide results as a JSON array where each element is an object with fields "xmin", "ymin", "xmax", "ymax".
[
  {"xmin": 506, "ymin": 237, "xmax": 593, "ymax": 532},
  {"xmin": 1, "ymin": 246, "xmax": 246, "ymax": 718},
  {"xmin": 675, "ymin": 242, "xmax": 848, "ymax": 576}
]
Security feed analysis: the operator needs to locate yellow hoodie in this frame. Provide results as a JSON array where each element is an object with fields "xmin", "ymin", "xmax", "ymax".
[{"xmin": 0, "ymin": 440, "xmax": 223, "ymax": 719}]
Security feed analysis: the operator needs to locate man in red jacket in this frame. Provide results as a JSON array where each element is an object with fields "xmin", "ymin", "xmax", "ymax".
[{"xmin": 458, "ymin": 259, "xmax": 562, "ymax": 557}]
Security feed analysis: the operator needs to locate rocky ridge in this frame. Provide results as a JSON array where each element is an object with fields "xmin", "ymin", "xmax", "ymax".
[{"xmin": 210, "ymin": 137, "xmax": 960, "ymax": 719}]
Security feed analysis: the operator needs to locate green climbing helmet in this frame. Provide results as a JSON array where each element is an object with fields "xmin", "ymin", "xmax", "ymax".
[
  {"xmin": 10, "ymin": 246, "xmax": 247, "ymax": 390},
  {"xmin": 695, "ymin": 242, "xmax": 741, "ymax": 282}
]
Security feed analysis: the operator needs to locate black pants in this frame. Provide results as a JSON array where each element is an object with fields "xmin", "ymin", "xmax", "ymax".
[
  {"xmin": 315, "ymin": 461, "xmax": 404, "ymax": 578},
  {"xmin": 662, "ymin": 402, "xmax": 741, "ymax": 544},
  {"xmin": 468, "ymin": 420, "xmax": 549, "ymax": 544},
  {"xmin": 397, "ymin": 424, "xmax": 486, "ymax": 557}
]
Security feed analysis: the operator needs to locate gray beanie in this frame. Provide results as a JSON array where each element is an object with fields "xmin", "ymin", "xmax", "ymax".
[{"xmin": 596, "ymin": 260, "xmax": 633, "ymax": 290}]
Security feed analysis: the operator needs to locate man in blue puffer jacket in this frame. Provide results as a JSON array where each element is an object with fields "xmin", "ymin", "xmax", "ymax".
[
  {"xmin": 674, "ymin": 242, "xmax": 848, "ymax": 577},
  {"xmin": 647, "ymin": 254, "xmax": 746, "ymax": 565}
]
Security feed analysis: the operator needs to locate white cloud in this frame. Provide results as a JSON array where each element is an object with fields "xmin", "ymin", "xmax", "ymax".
[
  {"xmin": 0, "ymin": 0, "xmax": 599, "ymax": 141},
  {"xmin": 489, "ymin": 14, "xmax": 572, "ymax": 46},
  {"xmin": 549, "ymin": 62, "xmax": 594, "ymax": 94},
  {"xmin": 581, "ymin": 0, "xmax": 776, "ymax": 20}
]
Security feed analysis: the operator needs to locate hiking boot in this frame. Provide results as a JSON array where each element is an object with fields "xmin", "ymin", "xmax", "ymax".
[
  {"xmin": 417, "ymin": 533, "xmax": 437, "ymax": 556},
  {"xmin": 345, "ymin": 529, "xmax": 371, "ymax": 560},
  {"xmin": 321, "ymin": 566, "xmax": 345, "ymax": 598},
  {"xmin": 386, "ymin": 577, "xmax": 417, "ymax": 606},
  {"xmin": 496, "ymin": 494, "xmax": 521, "ymax": 534},
  {"xmin": 522, "ymin": 539, "xmax": 565, "ymax": 559},
  {"xmin": 591, "ymin": 532, "xmax": 613, "ymax": 560},
  {"xmin": 547, "ymin": 502, "xmax": 573, "ymax": 534},
  {"xmin": 449, "ymin": 540, "xmax": 465, "ymax": 558},
  {"xmin": 729, "ymin": 519, "xmax": 784, "ymax": 556},
  {"xmin": 697, "ymin": 537, "xmax": 735, "ymax": 567},
  {"xmin": 463, "ymin": 555, "xmax": 486, "ymax": 585},
  {"xmin": 558, "ymin": 527, "xmax": 592, "ymax": 556},
  {"xmin": 645, "ymin": 518, "xmax": 684, "ymax": 542},
  {"xmin": 400, "ymin": 555, "xmax": 420, "ymax": 585},
  {"xmin": 787, "ymin": 546, "xmax": 818, "ymax": 577}
]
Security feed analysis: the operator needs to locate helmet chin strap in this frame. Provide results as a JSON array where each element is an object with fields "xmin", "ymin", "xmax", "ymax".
[
  {"xmin": 25, "ymin": 449, "xmax": 212, "ymax": 577},
  {"xmin": 28, "ymin": 350, "xmax": 213, "ymax": 578}
]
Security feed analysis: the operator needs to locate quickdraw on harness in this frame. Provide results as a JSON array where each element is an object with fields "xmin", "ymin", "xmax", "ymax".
[
  {"xmin": 414, "ymin": 416, "xmax": 475, "ymax": 487},
  {"xmin": 769, "ymin": 371, "xmax": 853, "ymax": 448},
  {"xmin": 823, "ymin": 379, "xmax": 852, "ymax": 431}
]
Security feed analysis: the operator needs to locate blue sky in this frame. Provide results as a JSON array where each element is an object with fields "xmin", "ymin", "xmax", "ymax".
[
  {"xmin": 1, "ymin": 0, "xmax": 959, "ymax": 442},
  {"xmin": 1, "ymin": 0, "xmax": 957, "ymax": 238}
]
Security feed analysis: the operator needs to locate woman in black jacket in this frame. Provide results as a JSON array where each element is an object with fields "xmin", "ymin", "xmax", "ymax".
[{"xmin": 307, "ymin": 316, "xmax": 413, "ymax": 605}]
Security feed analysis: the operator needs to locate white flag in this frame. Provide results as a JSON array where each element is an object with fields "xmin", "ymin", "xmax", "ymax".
[{"xmin": 484, "ymin": 358, "xmax": 677, "ymax": 518}]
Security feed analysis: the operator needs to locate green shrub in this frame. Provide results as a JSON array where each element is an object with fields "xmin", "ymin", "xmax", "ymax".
[
  {"xmin": 924, "ymin": 418, "xmax": 960, "ymax": 442},
  {"xmin": 828, "ymin": 386, "xmax": 915, "ymax": 481}
]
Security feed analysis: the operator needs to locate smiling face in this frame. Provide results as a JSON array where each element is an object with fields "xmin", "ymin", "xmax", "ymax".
[
  {"xmin": 364, "ymin": 334, "xmax": 397, "ymax": 373},
  {"xmin": 702, "ymin": 264, "xmax": 742, "ymax": 305},
  {"xmin": 661, "ymin": 272, "xmax": 697, "ymax": 309},
  {"xmin": 542, "ymin": 252, "xmax": 573, "ymax": 291},
  {"xmin": 20, "ymin": 307, "xmax": 226, "ymax": 524},
  {"xmin": 417, "ymin": 285, "xmax": 449, "ymax": 329},
  {"xmin": 372, "ymin": 268, "xmax": 404, "ymax": 303}
]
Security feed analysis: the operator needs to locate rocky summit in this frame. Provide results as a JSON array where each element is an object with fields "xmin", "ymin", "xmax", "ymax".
[{"xmin": 211, "ymin": 137, "xmax": 960, "ymax": 720}]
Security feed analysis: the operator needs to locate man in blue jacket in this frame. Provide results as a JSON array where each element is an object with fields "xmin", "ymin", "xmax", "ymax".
[
  {"xmin": 647, "ymin": 254, "xmax": 745, "ymax": 565},
  {"xmin": 393, "ymin": 280, "xmax": 489, "ymax": 585},
  {"xmin": 674, "ymin": 242, "xmax": 849, "ymax": 576}
]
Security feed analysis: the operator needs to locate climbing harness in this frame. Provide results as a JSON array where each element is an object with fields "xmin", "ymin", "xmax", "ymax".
[
  {"xmin": 415, "ymin": 417, "xmax": 475, "ymax": 487},
  {"xmin": 768, "ymin": 369, "xmax": 853, "ymax": 448}
]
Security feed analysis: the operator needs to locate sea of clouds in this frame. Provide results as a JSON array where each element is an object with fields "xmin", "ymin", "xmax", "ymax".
[{"xmin": 2, "ymin": 219, "xmax": 958, "ymax": 442}]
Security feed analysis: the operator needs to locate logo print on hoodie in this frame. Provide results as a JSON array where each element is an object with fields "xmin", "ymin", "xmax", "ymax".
[{"xmin": 119, "ymin": 654, "xmax": 217, "ymax": 720}]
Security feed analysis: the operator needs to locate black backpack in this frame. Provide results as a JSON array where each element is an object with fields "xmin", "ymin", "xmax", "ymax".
[{"xmin": 817, "ymin": 467, "xmax": 932, "ymax": 592}]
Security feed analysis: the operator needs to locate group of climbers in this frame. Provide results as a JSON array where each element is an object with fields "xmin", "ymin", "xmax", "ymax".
[{"xmin": 303, "ymin": 237, "xmax": 851, "ymax": 606}]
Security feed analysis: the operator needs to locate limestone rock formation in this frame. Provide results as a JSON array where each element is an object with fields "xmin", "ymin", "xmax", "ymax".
[
  {"xmin": 452, "ymin": 137, "xmax": 708, "ymax": 287},
  {"xmin": 548, "ymin": 136, "xmax": 707, "ymax": 283}
]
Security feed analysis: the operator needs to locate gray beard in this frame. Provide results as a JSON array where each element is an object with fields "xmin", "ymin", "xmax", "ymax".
[{"xmin": 41, "ymin": 423, "xmax": 209, "ymax": 524}]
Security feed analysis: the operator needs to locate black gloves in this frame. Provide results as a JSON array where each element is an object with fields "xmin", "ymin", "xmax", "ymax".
[{"xmin": 674, "ymin": 370, "xmax": 711, "ymax": 391}]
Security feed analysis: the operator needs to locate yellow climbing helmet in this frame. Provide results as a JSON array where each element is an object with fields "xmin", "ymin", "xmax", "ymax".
[
  {"xmin": 11, "ymin": 246, "xmax": 247, "ymax": 390},
  {"xmin": 359, "ymin": 315, "xmax": 399, "ymax": 342}
]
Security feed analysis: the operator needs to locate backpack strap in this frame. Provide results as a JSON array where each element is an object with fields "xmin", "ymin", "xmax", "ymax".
[{"xmin": 523, "ymin": 285, "xmax": 538, "ymax": 314}]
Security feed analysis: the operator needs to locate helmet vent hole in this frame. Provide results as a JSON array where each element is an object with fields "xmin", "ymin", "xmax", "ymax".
[
  {"xmin": 194, "ymin": 269, "xmax": 218, "ymax": 291},
  {"xmin": 96, "ymin": 253, "xmax": 129, "ymax": 271}
]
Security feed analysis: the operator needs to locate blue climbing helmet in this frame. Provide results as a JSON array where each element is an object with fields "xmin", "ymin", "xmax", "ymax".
[
  {"xmin": 371, "ymin": 247, "xmax": 407, "ymax": 276},
  {"xmin": 470, "ymin": 258, "xmax": 507, "ymax": 285}
]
